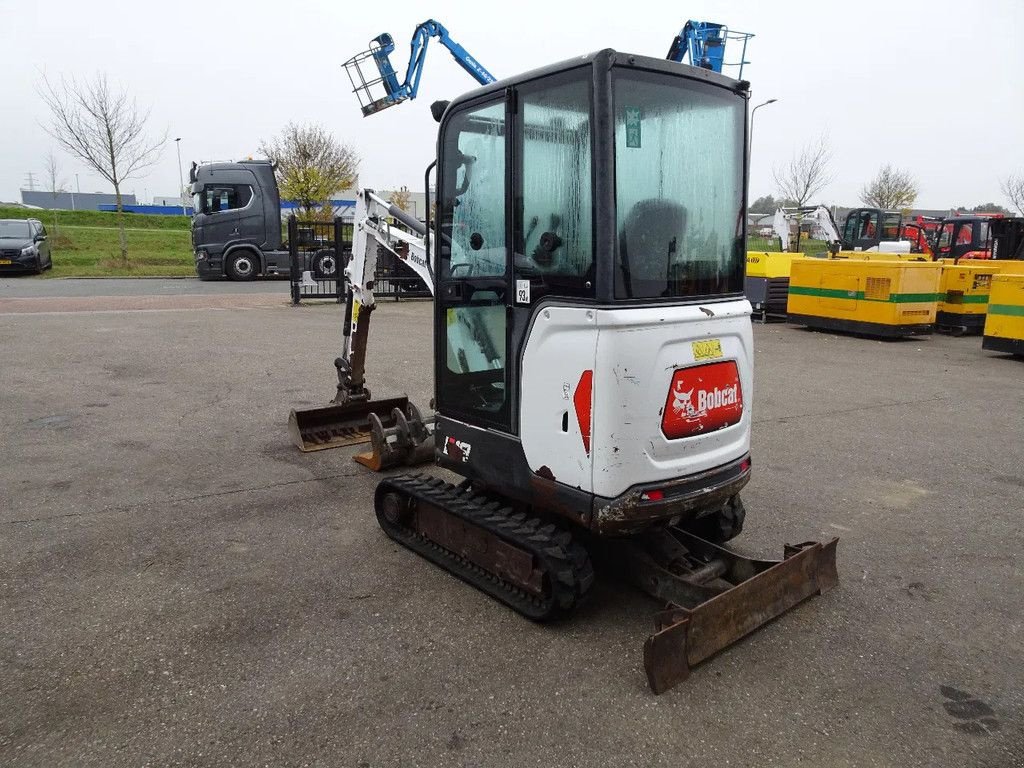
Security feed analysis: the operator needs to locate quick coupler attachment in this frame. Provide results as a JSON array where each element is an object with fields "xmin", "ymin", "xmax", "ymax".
[
  {"xmin": 353, "ymin": 401, "xmax": 435, "ymax": 471},
  {"xmin": 624, "ymin": 527, "xmax": 838, "ymax": 694}
]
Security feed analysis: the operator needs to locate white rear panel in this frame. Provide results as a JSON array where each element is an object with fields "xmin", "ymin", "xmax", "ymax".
[
  {"xmin": 518, "ymin": 299, "xmax": 753, "ymax": 499},
  {"xmin": 590, "ymin": 299, "xmax": 753, "ymax": 498}
]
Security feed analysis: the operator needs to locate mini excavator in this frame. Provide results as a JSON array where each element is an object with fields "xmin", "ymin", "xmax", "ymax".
[{"xmin": 289, "ymin": 49, "xmax": 838, "ymax": 694}]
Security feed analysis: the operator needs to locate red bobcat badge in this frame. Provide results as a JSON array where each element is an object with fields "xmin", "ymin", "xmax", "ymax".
[{"xmin": 662, "ymin": 361, "xmax": 743, "ymax": 439}]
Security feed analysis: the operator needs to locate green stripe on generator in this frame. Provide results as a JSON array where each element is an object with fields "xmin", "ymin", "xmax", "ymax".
[
  {"xmin": 988, "ymin": 303, "xmax": 1024, "ymax": 317},
  {"xmin": 788, "ymin": 286, "xmax": 942, "ymax": 303}
]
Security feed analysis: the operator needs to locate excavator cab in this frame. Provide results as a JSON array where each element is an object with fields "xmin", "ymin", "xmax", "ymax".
[
  {"xmin": 841, "ymin": 208, "xmax": 903, "ymax": 251},
  {"xmin": 431, "ymin": 51, "xmax": 752, "ymax": 516},
  {"xmin": 934, "ymin": 216, "xmax": 995, "ymax": 260}
]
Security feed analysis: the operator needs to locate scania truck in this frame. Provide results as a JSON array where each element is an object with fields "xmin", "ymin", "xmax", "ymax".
[{"xmin": 189, "ymin": 159, "xmax": 338, "ymax": 281}]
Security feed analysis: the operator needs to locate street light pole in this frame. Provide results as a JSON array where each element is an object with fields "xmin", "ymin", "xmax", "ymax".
[
  {"xmin": 748, "ymin": 98, "xmax": 778, "ymax": 168},
  {"xmin": 175, "ymin": 138, "xmax": 186, "ymax": 216}
]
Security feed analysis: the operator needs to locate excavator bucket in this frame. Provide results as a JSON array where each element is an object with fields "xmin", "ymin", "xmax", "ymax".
[
  {"xmin": 288, "ymin": 396, "xmax": 412, "ymax": 452},
  {"xmin": 623, "ymin": 528, "xmax": 838, "ymax": 694}
]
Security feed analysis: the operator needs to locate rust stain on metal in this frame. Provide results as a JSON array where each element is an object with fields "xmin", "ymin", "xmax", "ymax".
[
  {"xmin": 636, "ymin": 530, "xmax": 840, "ymax": 694},
  {"xmin": 536, "ymin": 465, "xmax": 556, "ymax": 481}
]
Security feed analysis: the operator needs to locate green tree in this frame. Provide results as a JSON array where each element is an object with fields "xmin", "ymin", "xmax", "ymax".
[
  {"xmin": 749, "ymin": 194, "xmax": 776, "ymax": 213},
  {"xmin": 388, "ymin": 185, "xmax": 412, "ymax": 213},
  {"xmin": 260, "ymin": 123, "xmax": 359, "ymax": 217}
]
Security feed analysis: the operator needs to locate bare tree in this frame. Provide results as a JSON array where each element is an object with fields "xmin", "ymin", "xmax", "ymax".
[
  {"xmin": 860, "ymin": 165, "xmax": 919, "ymax": 210},
  {"xmin": 43, "ymin": 151, "xmax": 68, "ymax": 236},
  {"xmin": 260, "ymin": 123, "xmax": 360, "ymax": 217},
  {"xmin": 773, "ymin": 135, "xmax": 833, "ymax": 207},
  {"xmin": 39, "ymin": 73, "xmax": 166, "ymax": 263},
  {"xmin": 1001, "ymin": 175, "xmax": 1024, "ymax": 216}
]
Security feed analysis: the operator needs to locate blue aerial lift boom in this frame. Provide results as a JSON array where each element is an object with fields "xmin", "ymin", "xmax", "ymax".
[
  {"xmin": 343, "ymin": 19, "xmax": 496, "ymax": 117},
  {"xmin": 666, "ymin": 20, "xmax": 753, "ymax": 79},
  {"xmin": 344, "ymin": 18, "xmax": 752, "ymax": 117}
]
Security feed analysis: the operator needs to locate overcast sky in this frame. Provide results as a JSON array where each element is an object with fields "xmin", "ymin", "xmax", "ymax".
[{"xmin": 3, "ymin": 0, "xmax": 1022, "ymax": 209}]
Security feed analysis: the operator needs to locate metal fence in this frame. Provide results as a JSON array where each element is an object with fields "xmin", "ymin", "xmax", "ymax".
[
  {"xmin": 288, "ymin": 217, "xmax": 351, "ymax": 304},
  {"xmin": 374, "ymin": 246, "xmax": 432, "ymax": 300},
  {"xmin": 288, "ymin": 215, "xmax": 431, "ymax": 304}
]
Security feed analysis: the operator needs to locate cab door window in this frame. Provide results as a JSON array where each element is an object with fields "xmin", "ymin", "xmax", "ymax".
[
  {"xmin": 437, "ymin": 100, "xmax": 510, "ymax": 428},
  {"xmin": 937, "ymin": 222, "xmax": 955, "ymax": 250},
  {"xmin": 856, "ymin": 211, "xmax": 879, "ymax": 240},
  {"xmin": 202, "ymin": 185, "xmax": 252, "ymax": 214},
  {"xmin": 842, "ymin": 214, "xmax": 858, "ymax": 243},
  {"xmin": 440, "ymin": 102, "xmax": 507, "ymax": 279},
  {"xmin": 514, "ymin": 72, "xmax": 594, "ymax": 298},
  {"xmin": 882, "ymin": 212, "xmax": 901, "ymax": 240}
]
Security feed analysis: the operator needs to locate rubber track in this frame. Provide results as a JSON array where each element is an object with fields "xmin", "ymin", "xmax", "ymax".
[{"xmin": 375, "ymin": 474, "xmax": 594, "ymax": 621}]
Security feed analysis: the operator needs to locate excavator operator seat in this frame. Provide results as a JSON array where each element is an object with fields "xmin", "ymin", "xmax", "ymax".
[{"xmin": 619, "ymin": 199, "xmax": 687, "ymax": 291}]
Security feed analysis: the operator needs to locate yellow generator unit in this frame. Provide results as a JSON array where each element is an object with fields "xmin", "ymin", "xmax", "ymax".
[
  {"xmin": 993, "ymin": 260, "xmax": 1024, "ymax": 275},
  {"xmin": 936, "ymin": 260, "xmax": 1001, "ymax": 335},
  {"xmin": 787, "ymin": 259, "xmax": 942, "ymax": 338},
  {"xmin": 744, "ymin": 251, "xmax": 802, "ymax": 322},
  {"xmin": 830, "ymin": 251, "xmax": 930, "ymax": 262},
  {"xmin": 982, "ymin": 274, "xmax": 1024, "ymax": 356}
]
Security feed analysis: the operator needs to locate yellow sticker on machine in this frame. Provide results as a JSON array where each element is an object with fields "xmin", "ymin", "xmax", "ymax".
[
  {"xmin": 692, "ymin": 339, "xmax": 723, "ymax": 361},
  {"xmin": 446, "ymin": 308, "xmax": 456, "ymax": 326},
  {"xmin": 352, "ymin": 300, "xmax": 361, "ymax": 323}
]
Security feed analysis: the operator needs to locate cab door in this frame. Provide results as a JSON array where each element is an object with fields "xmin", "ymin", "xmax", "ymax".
[
  {"xmin": 845, "ymin": 209, "xmax": 881, "ymax": 250},
  {"xmin": 435, "ymin": 98, "xmax": 512, "ymax": 432}
]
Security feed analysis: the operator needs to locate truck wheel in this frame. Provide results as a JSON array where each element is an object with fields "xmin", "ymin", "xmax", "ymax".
[
  {"xmin": 227, "ymin": 251, "xmax": 258, "ymax": 281},
  {"xmin": 686, "ymin": 495, "xmax": 746, "ymax": 544},
  {"xmin": 312, "ymin": 250, "xmax": 337, "ymax": 279}
]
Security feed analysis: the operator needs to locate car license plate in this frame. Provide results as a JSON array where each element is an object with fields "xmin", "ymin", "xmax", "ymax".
[
  {"xmin": 0, "ymin": 259, "xmax": 11, "ymax": 265},
  {"xmin": 692, "ymin": 339, "xmax": 723, "ymax": 361}
]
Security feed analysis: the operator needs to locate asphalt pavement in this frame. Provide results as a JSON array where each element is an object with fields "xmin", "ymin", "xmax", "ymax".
[
  {"xmin": 0, "ymin": 276, "xmax": 286, "ymax": 299},
  {"xmin": 1, "ymin": 295, "xmax": 1022, "ymax": 767}
]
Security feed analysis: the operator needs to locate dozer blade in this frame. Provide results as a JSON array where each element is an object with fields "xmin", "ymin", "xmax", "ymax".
[
  {"xmin": 633, "ymin": 529, "xmax": 838, "ymax": 694},
  {"xmin": 288, "ymin": 396, "xmax": 412, "ymax": 452}
]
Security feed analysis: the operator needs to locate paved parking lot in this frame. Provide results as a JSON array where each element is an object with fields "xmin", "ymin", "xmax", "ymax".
[
  {"xmin": 0, "ymin": 276, "xmax": 285, "ymax": 299},
  {"xmin": 1, "ymin": 292, "xmax": 1021, "ymax": 767}
]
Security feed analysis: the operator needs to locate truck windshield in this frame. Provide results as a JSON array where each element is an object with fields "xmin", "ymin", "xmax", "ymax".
[{"xmin": 613, "ymin": 69, "xmax": 745, "ymax": 300}]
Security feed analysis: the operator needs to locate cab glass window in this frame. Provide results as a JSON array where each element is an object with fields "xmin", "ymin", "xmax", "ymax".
[
  {"xmin": 977, "ymin": 221, "xmax": 990, "ymax": 245},
  {"xmin": 882, "ymin": 212, "xmax": 901, "ymax": 240},
  {"xmin": 437, "ymin": 99, "xmax": 509, "ymax": 427},
  {"xmin": 200, "ymin": 185, "xmax": 252, "ymax": 214},
  {"xmin": 439, "ymin": 101, "xmax": 506, "ymax": 279},
  {"xmin": 937, "ymin": 222, "xmax": 955, "ymax": 249},
  {"xmin": 515, "ymin": 72, "xmax": 594, "ymax": 298},
  {"xmin": 856, "ymin": 211, "xmax": 879, "ymax": 240},
  {"xmin": 612, "ymin": 69, "xmax": 745, "ymax": 300}
]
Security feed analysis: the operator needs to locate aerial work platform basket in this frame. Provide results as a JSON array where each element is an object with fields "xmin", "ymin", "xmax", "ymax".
[{"xmin": 343, "ymin": 34, "xmax": 406, "ymax": 117}]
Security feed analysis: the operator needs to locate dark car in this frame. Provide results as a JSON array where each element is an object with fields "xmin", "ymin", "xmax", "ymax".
[{"xmin": 0, "ymin": 219, "xmax": 53, "ymax": 274}]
